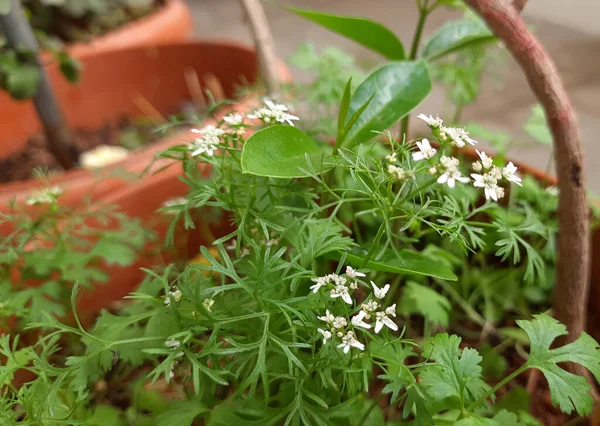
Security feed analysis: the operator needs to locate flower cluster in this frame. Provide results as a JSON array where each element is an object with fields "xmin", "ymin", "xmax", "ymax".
[
  {"xmin": 248, "ymin": 99, "xmax": 299, "ymax": 126},
  {"xmin": 223, "ymin": 113, "xmax": 246, "ymax": 137},
  {"xmin": 80, "ymin": 145, "xmax": 129, "ymax": 170},
  {"xmin": 189, "ymin": 125, "xmax": 225, "ymax": 157},
  {"xmin": 164, "ymin": 286, "xmax": 182, "ymax": 306},
  {"xmin": 418, "ymin": 114, "xmax": 476, "ymax": 147},
  {"xmin": 471, "ymin": 150, "xmax": 522, "ymax": 201},
  {"xmin": 26, "ymin": 186, "xmax": 63, "ymax": 206},
  {"xmin": 313, "ymin": 267, "xmax": 398, "ymax": 354}
]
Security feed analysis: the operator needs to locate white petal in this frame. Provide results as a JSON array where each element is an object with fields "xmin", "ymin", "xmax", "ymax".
[
  {"xmin": 437, "ymin": 174, "xmax": 448, "ymax": 184},
  {"xmin": 384, "ymin": 317, "xmax": 398, "ymax": 331},
  {"xmin": 341, "ymin": 291, "xmax": 353, "ymax": 305},
  {"xmin": 447, "ymin": 177, "xmax": 456, "ymax": 188},
  {"xmin": 375, "ymin": 320, "xmax": 384, "ymax": 334},
  {"xmin": 351, "ymin": 340, "xmax": 365, "ymax": 351},
  {"xmin": 412, "ymin": 152, "xmax": 425, "ymax": 161}
]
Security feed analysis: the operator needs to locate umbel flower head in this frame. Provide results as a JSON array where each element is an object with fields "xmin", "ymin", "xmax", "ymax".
[
  {"xmin": 80, "ymin": 145, "xmax": 129, "ymax": 170},
  {"xmin": 471, "ymin": 149, "xmax": 522, "ymax": 201},
  {"xmin": 189, "ymin": 125, "xmax": 225, "ymax": 157},
  {"xmin": 26, "ymin": 186, "xmax": 63, "ymax": 206},
  {"xmin": 248, "ymin": 99, "xmax": 299, "ymax": 126}
]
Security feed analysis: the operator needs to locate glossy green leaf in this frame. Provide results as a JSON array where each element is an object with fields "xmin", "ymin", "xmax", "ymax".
[
  {"xmin": 285, "ymin": 6, "xmax": 404, "ymax": 60},
  {"xmin": 343, "ymin": 61, "xmax": 431, "ymax": 147},
  {"xmin": 337, "ymin": 77, "xmax": 353, "ymax": 138},
  {"xmin": 342, "ymin": 248, "xmax": 457, "ymax": 281},
  {"xmin": 421, "ymin": 18, "xmax": 495, "ymax": 61},
  {"xmin": 241, "ymin": 126, "xmax": 335, "ymax": 178},
  {"xmin": 156, "ymin": 399, "xmax": 208, "ymax": 426}
]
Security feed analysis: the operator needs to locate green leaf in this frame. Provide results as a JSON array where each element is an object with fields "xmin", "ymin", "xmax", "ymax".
[
  {"xmin": 241, "ymin": 125, "xmax": 335, "ymax": 178},
  {"xmin": 420, "ymin": 334, "xmax": 490, "ymax": 408},
  {"xmin": 517, "ymin": 314, "xmax": 600, "ymax": 415},
  {"xmin": 90, "ymin": 239, "xmax": 137, "ymax": 267},
  {"xmin": 337, "ymin": 77, "xmax": 353, "ymax": 139},
  {"xmin": 155, "ymin": 399, "xmax": 208, "ymax": 426},
  {"xmin": 524, "ymin": 105, "xmax": 552, "ymax": 144},
  {"xmin": 343, "ymin": 61, "xmax": 431, "ymax": 147},
  {"xmin": 399, "ymin": 281, "xmax": 451, "ymax": 327},
  {"xmin": 87, "ymin": 405, "xmax": 125, "ymax": 426},
  {"xmin": 421, "ymin": 18, "xmax": 495, "ymax": 61},
  {"xmin": 342, "ymin": 248, "xmax": 457, "ymax": 281},
  {"xmin": 56, "ymin": 52, "xmax": 81, "ymax": 83},
  {"xmin": 6, "ymin": 64, "xmax": 40, "ymax": 100},
  {"xmin": 284, "ymin": 6, "xmax": 404, "ymax": 60}
]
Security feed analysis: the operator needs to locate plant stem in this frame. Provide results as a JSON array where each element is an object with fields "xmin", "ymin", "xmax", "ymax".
[
  {"xmin": 0, "ymin": 0, "xmax": 75, "ymax": 169},
  {"xmin": 467, "ymin": 365, "xmax": 528, "ymax": 411},
  {"xmin": 357, "ymin": 394, "xmax": 385, "ymax": 426},
  {"xmin": 400, "ymin": 0, "xmax": 430, "ymax": 138}
]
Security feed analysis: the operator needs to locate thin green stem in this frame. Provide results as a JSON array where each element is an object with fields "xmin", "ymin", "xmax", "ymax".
[
  {"xmin": 466, "ymin": 365, "xmax": 528, "ymax": 412},
  {"xmin": 400, "ymin": 0, "xmax": 430, "ymax": 138},
  {"xmin": 357, "ymin": 394, "xmax": 385, "ymax": 426}
]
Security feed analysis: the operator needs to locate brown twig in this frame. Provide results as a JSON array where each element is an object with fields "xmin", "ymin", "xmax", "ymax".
[
  {"xmin": 238, "ymin": 0, "xmax": 280, "ymax": 96},
  {"xmin": 513, "ymin": 0, "xmax": 527, "ymax": 13},
  {"xmin": 465, "ymin": 0, "xmax": 593, "ymax": 394}
]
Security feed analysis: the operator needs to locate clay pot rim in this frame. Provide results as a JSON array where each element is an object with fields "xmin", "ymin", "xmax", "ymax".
[{"xmin": 0, "ymin": 40, "xmax": 291, "ymax": 202}]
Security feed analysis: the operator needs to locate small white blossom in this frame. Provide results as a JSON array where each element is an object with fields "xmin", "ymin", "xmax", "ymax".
[
  {"xmin": 437, "ymin": 156, "xmax": 470, "ymax": 188},
  {"xmin": 349, "ymin": 281, "xmax": 359, "ymax": 290},
  {"xmin": 385, "ymin": 304, "xmax": 397, "ymax": 317},
  {"xmin": 165, "ymin": 339, "xmax": 181, "ymax": 349},
  {"xmin": 223, "ymin": 113, "xmax": 244, "ymax": 126},
  {"xmin": 202, "ymin": 298, "xmax": 215, "ymax": 312},
  {"xmin": 317, "ymin": 328, "xmax": 332, "ymax": 344},
  {"xmin": 189, "ymin": 125, "xmax": 225, "ymax": 157},
  {"xmin": 362, "ymin": 300, "xmax": 379, "ymax": 313},
  {"xmin": 476, "ymin": 150, "xmax": 494, "ymax": 169},
  {"xmin": 346, "ymin": 266, "xmax": 365, "ymax": 279},
  {"xmin": 26, "ymin": 186, "xmax": 63, "ymax": 205},
  {"xmin": 332, "ymin": 316, "xmax": 348, "ymax": 329},
  {"xmin": 502, "ymin": 162, "xmax": 523, "ymax": 186},
  {"xmin": 417, "ymin": 113, "xmax": 443, "ymax": 128},
  {"xmin": 351, "ymin": 310, "xmax": 371, "ymax": 329},
  {"xmin": 337, "ymin": 331, "xmax": 365, "ymax": 353},
  {"xmin": 371, "ymin": 281, "xmax": 390, "ymax": 299},
  {"xmin": 375, "ymin": 311, "xmax": 398, "ymax": 333},
  {"xmin": 440, "ymin": 126, "xmax": 477, "ymax": 147},
  {"xmin": 471, "ymin": 171, "xmax": 502, "ymax": 201},
  {"xmin": 164, "ymin": 288, "xmax": 182, "ymax": 306},
  {"xmin": 472, "ymin": 161, "xmax": 482, "ymax": 172},
  {"xmin": 429, "ymin": 166, "xmax": 437, "ymax": 175},
  {"xmin": 388, "ymin": 164, "xmax": 408, "ymax": 181},
  {"xmin": 318, "ymin": 310, "xmax": 335, "ymax": 325},
  {"xmin": 546, "ymin": 186, "xmax": 559, "ymax": 196},
  {"xmin": 331, "ymin": 284, "xmax": 353, "ymax": 305},
  {"xmin": 385, "ymin": 152, "xmax": 398, "ymax": 163},
  {"xmin": 80, "ymin": 145, "xmax": 129, "ymax": 170},
  {"xmin": 248, "ymin": 99, "xmax": 299, "ymax": 126},
  {"xmin": 412, "ymin": 138, "xmax": 437, "ymax": 161}
]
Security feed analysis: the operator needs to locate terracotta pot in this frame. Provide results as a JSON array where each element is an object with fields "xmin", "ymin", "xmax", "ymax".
[
  {"xmin": 0, "ymin": 41, "xmax": 292, "ymax": 236},
  {"xmin": 40, "ymin": 0, "xmax": 193, "ymax": 61}
]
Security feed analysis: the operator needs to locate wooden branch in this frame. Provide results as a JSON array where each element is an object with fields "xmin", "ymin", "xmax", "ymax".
[
  {"xmin": 513, "ymin": 0, "xmax": 527, "ymax": 13},
  {"xmin": 238, "ymin": 0, "xmax": 280, "ymax": 96},
  {"xmin": 465, "ymin": 0, "xmax": 592, "ymax": 387}
]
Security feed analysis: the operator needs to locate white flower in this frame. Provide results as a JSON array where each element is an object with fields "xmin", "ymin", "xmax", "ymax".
[
  {"xmin": 375, "ymin": 311, "xmax": 398, "ymax": 333},
  {"xmin": 310, "ymin": 276, "xmax": 327, "ymax": 293},
  {"xmin": 202, "ymin": 298, "xmax": 215, "ymax": 312},
  {"xmin": 429, "ymin": 166, "xmax": 437, "ymax": 175},
  {"xmin": 26, "ymin": 186, "xmax": 63, "ymax": 205},
  {"xmin": 362, "ymin": 300, "xmax": 379, "ymax": 313},
  {"xmin": 437, "ymin": 156, "xmax": 470, "ymax": 188},
  {"xmin": 189, "ymin": 125, "xmax": 225, "ymax": 157},
  {"xmin": 472, "ymin": 161, "xmax": 482, "ymax": 172},
  {"xmin": 332, "ymin": 316, "xmax": 348, "ymax": 329},
  {"xmin": 440, "ymin": 126, "xmax": 477, "ymax": 147},
  {"xmin": 337, "ymin": 331, "xmax": 365, "ymax": 353},
  {"xmin": 223, "ymin": 113, "xmax": 244, "ymax": 126},
  {"xmin": 417, "ymin": 113, "xmax": 443, "ymax": 128},
  {"xmin": 471, "ymin": 172, "xmax": 502, "ymax": 201},
  {"xmin": 80, "ymin": 144, "xmax": 129, "ymax": 170},
  {"xmin": 371, "ymin": 281, "xmax": 390, "ymax": 299},
  {"xmin": 349, "ymin": 281, "xmax": 359, "ymax": 290},
  {"xmin": 317, "ymin": 328, "xmax": 332, "ymax": 344},
  {"xmin": 546, "ymin": 186, "xmax": 559, "ymax": 196},
  {"xmin": 412, "ymin": 138, "xmax": 437, "ymax": 161},
  {"xmin": 502, "ymin": 162, "xmax": 523, "ymax": 186},
  {"xmin": 248, "ymin": 99, "xmax": 299, "ymax": 126},
  {"xmin": 476, "ymin": 150, "xmax": 494, "ymax": 169},
  {"xmin": 388, "ymin": 164, "xmax": 407, "ymax": 181},
  {"xmin": 165, "ymin": 339, "xmax": 181, "ymax": 349},
  {"xmin": 385, "ymin": 304, "xmax": 397, "ymax": 317},
  {"xmin": 318, "ymin": 310, "xmax": 335, "ymax": 325},
  {"xmin": 164, "ymin": 288, "xmax": 182, "ymax": 306},
  {"xmin": 351, "ymin": 310, "xmax": 371, "ymax": 329},
  {"xmin": 331, "ymin": 284, "xmax": 353, "ymax": 305},
  {"xmin": 385, "ymin": 152, "xmax": 398, "ymax": 163}
]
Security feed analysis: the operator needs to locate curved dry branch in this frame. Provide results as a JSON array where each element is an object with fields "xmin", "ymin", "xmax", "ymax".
[
  {"xmin": 465, "ymin": 0, "xmax": 590, "ymax": 347},
  {"xmin": 239, "ymin": 0, "xmax": 280, "ymax": 96}
]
